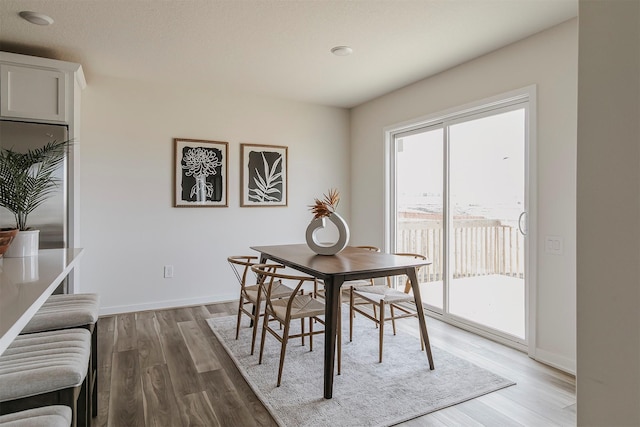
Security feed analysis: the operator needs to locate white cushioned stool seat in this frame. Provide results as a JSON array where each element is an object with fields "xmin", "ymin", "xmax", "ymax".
[
  {"xmin": 21, "ymin": 294, "xmax": 99, "ymax": 334},
  {"xmin": 0, "ymin": 329, "xmax": 91, "ymax": 401},
  {"xmin": 18, "ymin": 294, "xmax": 99, "ymax": 422},
  {"xmin": 0, "ymin": 405, "xmax": 71, "ymax": 427}
]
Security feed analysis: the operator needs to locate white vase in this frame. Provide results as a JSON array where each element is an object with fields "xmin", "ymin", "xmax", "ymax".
[
  {"xmin": 4, "ymin": 230, "xmax": 40, "ymax": 257},
  {"xmin": 306, "ymin": 212, "xmax": 350, "ymax": 256}
]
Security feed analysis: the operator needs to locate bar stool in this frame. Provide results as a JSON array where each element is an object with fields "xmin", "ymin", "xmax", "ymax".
[
  {"xmin": 0, "ymin": 405, "xmax": 72, "ymax": 427},
  {"xmin": 19, "ymin": 294, "xmax": 99, "ymax": 419},
  {"xmin": 0, "ymin": 329, "xmax": 91, "ymax": 427}
]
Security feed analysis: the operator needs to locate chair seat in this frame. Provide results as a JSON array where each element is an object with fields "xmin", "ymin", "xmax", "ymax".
[
  {"xmin": 353, "ymin": 285, "xmax": 415, "ymax": 305},
  {"xmin": 342, "ymin": 279, "xmax": 372, "ymax": 289},
  {"xmin": 21, "ymin": 294, "xmax": 99, "ymax": 334},
  {"xmin": 316, "ymin": 279, "xmax": 373, "ymax": 304},
  {"xmin": 0, "ymin": 329, "xmax": 91, "ymax": 401},
  {"xmin": 317, "ymin": 278, "xmax": 371, "ymax": 290},
  {"xmin": 0, "ymin": 405, "xmax": 71, "ymax": 427},
  {"xmin": 243, "ymin": 280, "xmax": 293, "ymax": 303},
  {"xmin": 271, "ymin": 294, "xmax": 325, "ymax": 320}
]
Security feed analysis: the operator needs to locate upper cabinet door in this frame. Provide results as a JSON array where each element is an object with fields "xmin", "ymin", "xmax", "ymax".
[{"xmin": 0, "ymin": 64, "xmax": 67, "ymax": 123}]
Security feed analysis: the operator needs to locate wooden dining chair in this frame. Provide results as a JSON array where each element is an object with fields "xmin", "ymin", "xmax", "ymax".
[
  {"xmin": 227, "ymin": 255, "xmax": 296, "ymax": 355},
  {"xmin": 349, "ymin": 252, "xmax": 428, "ymax": 363},
  {"xmin": 252, "ymin": 263, "xmax": 341, "ymax": 387}
]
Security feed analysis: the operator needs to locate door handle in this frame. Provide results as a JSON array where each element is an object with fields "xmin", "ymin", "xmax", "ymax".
[{"xmin": 518, "ymin": 211, "xmax": 527, "ymax": 236}]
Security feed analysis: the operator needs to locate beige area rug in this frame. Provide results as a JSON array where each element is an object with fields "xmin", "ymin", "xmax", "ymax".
[{"xmin": 207, "ymin": 312, "xmax": 515, "ymax": 427}]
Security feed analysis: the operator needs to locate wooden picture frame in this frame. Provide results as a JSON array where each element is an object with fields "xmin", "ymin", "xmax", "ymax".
[
  {"xmin": 174, "ymin": 138, "xmax": 228, "ymax": 207},
  {"xmin": 240, "ymin": 143, "xmax": 288, "ymax": 207}
]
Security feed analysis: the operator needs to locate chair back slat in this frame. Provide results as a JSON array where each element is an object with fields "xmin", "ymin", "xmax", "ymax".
[
  {"xmin": 355, "ymin": 245, "xmax": 381, "ymax": 252},
  {"xmin": 385, "ymin": 253, "xmax": 428, "ymax": 293},
  {"xmin": 228, "ymin": 255, "xmax": 259, "ymax": 290}
]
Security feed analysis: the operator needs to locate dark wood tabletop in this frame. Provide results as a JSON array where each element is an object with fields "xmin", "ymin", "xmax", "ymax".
[
  {"xmin": 250, "ymin": 244, "xmax": 429, "ymax": 278},
  {"xmin": 251, "ymin": 243, "xmax": 434, "ymax": 399}
]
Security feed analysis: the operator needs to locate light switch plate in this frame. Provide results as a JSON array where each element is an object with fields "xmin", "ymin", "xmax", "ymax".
[
  {"xmin": 545, "ymin": 236, "xmax": 563, "ymax": 255},
  {"xmin": 164, "ymin": 265, "xmax": 174, "ymax": 278}
]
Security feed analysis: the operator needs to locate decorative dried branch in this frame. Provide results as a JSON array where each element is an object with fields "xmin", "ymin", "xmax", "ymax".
[{"xmin": 309, "ymin": 188, "xmax": 340, "ymax": 219}]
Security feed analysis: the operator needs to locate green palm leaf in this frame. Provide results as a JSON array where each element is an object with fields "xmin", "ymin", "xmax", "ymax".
[{"xmin": 0, "ymin": 139, "xmax": 71, "ymax": 230}]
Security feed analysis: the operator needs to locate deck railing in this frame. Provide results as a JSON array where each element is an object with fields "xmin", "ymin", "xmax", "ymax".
[{"xmin": 397, "ymin": 218, "xmax": 524, "ymax": 283}]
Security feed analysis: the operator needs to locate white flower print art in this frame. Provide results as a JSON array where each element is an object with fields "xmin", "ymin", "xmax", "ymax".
[
  {"xmin": 174, "ymin": 139, "xmax": 228, "ymax": 207},
  {"xmin": 240, "ymin": 144, "xmax": 288, "ymax": 207}
]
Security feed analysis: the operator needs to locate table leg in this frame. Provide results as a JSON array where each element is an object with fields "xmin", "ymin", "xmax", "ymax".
[
  {"xmin": 323, "ymin": 276, "xmax": 342, "ymax": 399},
  {"xmin": 407, "ymin": 267, "xmax": 435, "ymax": 370}
]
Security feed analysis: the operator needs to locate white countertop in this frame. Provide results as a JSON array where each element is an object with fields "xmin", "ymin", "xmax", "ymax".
[{"xmin": 0, "ymin": 248, "xmax": 84, "ymax": 355}]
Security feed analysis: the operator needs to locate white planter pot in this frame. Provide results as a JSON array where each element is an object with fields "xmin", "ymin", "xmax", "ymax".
[
  {"xmin": 306, "ymin": 212, "xmax": 350, "ymax": 256},
  {"xmin": 4, "ymin": 230, "xmax": 40, "ymax": 258}
]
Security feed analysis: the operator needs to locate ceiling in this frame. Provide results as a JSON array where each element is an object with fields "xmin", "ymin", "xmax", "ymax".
[{"xmin": 0, "ymin": 0, "xmax": 577, "ymax": 109}]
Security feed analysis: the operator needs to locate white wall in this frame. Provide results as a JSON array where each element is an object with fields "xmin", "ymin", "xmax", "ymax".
[
  {"xmin": 350, "ymin": 19, "xmax": 578, "ymax": 372},
  {"xmin": 79, "ymin": 75, "xmax": 350, "ymax": 314},
  {"xmin": 576, "ymin": 0, "xmax": 640, "ymax": 424}
]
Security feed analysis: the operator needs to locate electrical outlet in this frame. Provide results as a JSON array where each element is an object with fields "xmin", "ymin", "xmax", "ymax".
[{"xmin": 164, "ymin": 265, "xmax": 174, "ymax": 278}]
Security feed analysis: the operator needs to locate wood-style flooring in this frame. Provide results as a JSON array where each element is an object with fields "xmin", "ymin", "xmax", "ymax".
[{"xmin": 97, "ymin": 302, "xmax": 576, "ymax": 426}]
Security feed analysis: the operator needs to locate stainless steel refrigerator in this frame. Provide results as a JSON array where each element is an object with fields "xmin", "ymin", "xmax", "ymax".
[{"xmin": 0, "ymin": 120, "xmax": 68, "ymax": 249}]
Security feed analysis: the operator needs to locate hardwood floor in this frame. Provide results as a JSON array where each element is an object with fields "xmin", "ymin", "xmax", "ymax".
[{"xmin": 97, "ymin": 303, "xmax": 576, "ymax": 426}]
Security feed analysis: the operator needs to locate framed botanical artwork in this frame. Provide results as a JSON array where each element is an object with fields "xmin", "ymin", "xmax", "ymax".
[
  {"xmin": 174, "ymin": 138, "xmax": 228, "ymax": 207},
  {"xmin": 240, "ymin": 143, "xmax": 288, "ymax": 207}
]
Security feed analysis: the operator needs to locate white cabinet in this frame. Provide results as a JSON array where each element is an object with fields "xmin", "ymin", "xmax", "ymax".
[
  {"xmin": 0, "ymin": 52, "xmax": 85, "ymax": 124},
  {"xmin": 1, "ymin": 64, "xmax": 67, "ymax": 122}
]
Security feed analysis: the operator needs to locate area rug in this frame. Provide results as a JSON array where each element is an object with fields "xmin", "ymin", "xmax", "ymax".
[{"xmin": 207, "ymin": 313, "xmax": 515, "ymax": 427}]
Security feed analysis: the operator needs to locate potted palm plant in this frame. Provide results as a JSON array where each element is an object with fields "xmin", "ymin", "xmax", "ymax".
[{"xmin": 0, "ymin": 139, "xmax": 70, "ymax": 257}]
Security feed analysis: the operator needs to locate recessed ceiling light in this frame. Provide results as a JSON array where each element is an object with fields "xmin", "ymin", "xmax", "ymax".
[
  {"xmin": 19, "ymin": 11, "xmax": 54, "ymax": 26},
  {"xmin": 331, "ymin": 46, "xmax": 353, "ymax": 57}
]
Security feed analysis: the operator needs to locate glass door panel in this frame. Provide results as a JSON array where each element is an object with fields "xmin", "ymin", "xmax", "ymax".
[
  {"xmin": 395, "ymin": 127, "xmax": 444, "ymax": 310},
  {"xmin": 448, "ymin": 109, "xmax": 526, "ymax": 339}
]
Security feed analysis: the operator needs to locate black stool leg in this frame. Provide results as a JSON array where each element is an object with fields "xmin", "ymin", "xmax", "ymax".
[
  {"xmin": 77, "ymin": 378, "xmax": 89, "ymax": 427},
  {"xmin": 91, "ymin": 322, "xmax": 98, "ymax": 417}
]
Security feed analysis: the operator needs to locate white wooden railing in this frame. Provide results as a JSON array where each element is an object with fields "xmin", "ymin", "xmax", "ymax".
[{"xmin": 397, "ymin": 218, "xmax": 524, "ymax": 283}]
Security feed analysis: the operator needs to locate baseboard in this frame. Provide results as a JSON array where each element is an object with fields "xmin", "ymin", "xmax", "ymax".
[
  {"xmin": 98, "ymin": 293, "xmax": 238, "ymax": 316},
  {"xmin": 533, "ymin": 348, "xmax": 576, "ymax": 375}
]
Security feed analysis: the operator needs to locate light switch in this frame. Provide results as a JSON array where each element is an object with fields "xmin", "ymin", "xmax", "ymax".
[
  {"xmin": 545, "ymin": 236, "xmax": 563, "ymax": 255},
  {"xmin": 164, "ymin": 265, "xmax": 174, "ymax": 278}
]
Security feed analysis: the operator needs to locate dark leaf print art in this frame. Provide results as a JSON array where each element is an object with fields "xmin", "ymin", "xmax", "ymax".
[
  {"xmin": 248, "ymin": 150, "xmax": 282, "ymax": 203},
  {"xmin": 241, "ymin": 144, "xmax": 287, "ymax": 207}
]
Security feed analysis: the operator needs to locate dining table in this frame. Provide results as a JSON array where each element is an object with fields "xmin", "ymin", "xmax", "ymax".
[
  {"xmin": 251, "ymin": 244, "xmax": 434, "ymax": 399},
  {"xmin": 0, "ymin": 248, "xmax": 84, "ymax": 355}
]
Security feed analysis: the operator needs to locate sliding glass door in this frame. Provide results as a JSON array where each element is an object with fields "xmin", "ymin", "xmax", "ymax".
[
  {"xmin": 448, "ymin": 109, "xmax": 526, "ymax": 339},
  {"xmin": 392, "ymin": 99, "xmax": 530, "ymax": 345}
]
